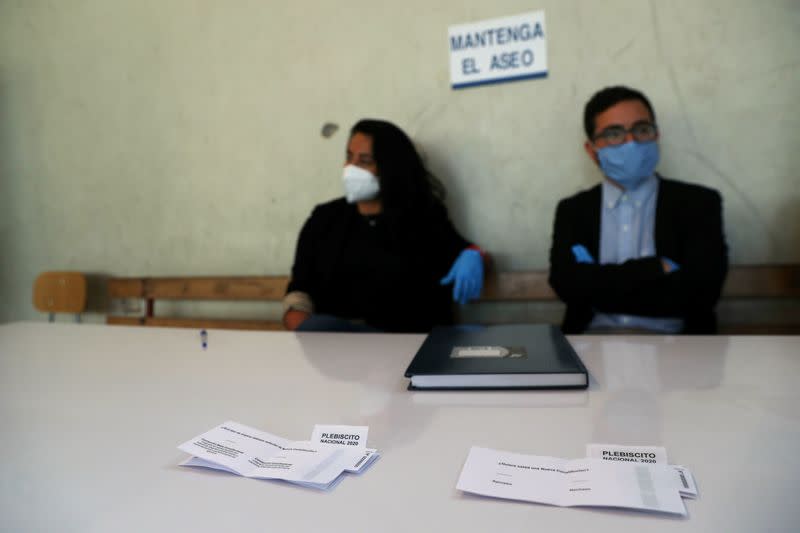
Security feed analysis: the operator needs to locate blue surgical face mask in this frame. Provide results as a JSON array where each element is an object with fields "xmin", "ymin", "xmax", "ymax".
[{"xmin": 596, "ymin": 141, "xmax": 660, "ymax": 189}]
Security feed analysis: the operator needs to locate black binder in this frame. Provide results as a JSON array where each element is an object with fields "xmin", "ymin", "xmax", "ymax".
[{"xmin": 404, "ymin": 324, "xmax": 588, "ymax": 390}]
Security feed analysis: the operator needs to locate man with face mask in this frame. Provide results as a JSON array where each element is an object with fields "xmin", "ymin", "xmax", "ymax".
[{"xmin": 548, "ymin": 86, "xmax": 728, "ymax": 334}]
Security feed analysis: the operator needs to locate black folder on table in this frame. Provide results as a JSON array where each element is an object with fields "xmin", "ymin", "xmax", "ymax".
[{"xmin": 404, "ymin": 324, "xmax": 588, "ymax": 390}]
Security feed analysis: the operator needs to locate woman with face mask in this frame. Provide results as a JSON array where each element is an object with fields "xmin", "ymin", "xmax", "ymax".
[{"xmin": 282, "ymin": 119, "xmax": 486, "ymax": 333}]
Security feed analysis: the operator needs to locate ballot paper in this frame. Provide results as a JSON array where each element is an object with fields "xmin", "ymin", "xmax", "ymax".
[
  {"xmin": 310, "ymin": 424, "xmax": 380, "ymax": 474},
  {"xmin": 586, "ymin": 443, "xmax": 668, "ymax": 464},
  {"xmin": 456, "ymin": 446, "xmax": 687, "ymax": 516},
  {"xmin": 311, "ymin": 424, "xmax": 368, "ymax": 449},
  {"xmin": 586, "ymin": 444, "xmax": 698, "ymax": 499},
  {"xmin": 178, "ymin": 421, "xmax": 378, "ymax": 491}
]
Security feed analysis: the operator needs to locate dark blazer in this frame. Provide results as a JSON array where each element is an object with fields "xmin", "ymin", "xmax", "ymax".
[
  {"xmin": 287, "ymin": 198, "xmax": 470, "ymax": 333},
  {"xmin": 548, "ymin": 176, "xmax": 728, "ymax": 334}
]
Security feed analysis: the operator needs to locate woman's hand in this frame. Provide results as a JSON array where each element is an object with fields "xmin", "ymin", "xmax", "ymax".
[
  {"xmin": 283, "ymin": 310, "xmax": 311, "ymax": 330},
  {"xmin": 440, "ymin": 248, "xmax": 484, "ymax": 305}
]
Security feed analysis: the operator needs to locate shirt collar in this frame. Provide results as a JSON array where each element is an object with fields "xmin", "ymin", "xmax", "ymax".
[{"xmin": 602, "ymin": 174, "xmax": 659, "ymax": 210}]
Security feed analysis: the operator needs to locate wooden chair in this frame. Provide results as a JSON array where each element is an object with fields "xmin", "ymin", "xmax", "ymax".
[{"xmin": 33, "ymin": 272, "xmax": 87, "ymax": 322}]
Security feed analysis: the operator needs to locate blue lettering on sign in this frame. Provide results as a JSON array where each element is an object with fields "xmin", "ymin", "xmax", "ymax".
[
  {"xmin": 491, "ymin": 52, "xmax": 517, "ymax": 70},
  {"xmin": 450, "ymin": 22, "xmax": 544, "ymax": 51},
  {"xmin": 490, "ymin": 49, "xmax": 535, "ymax": 71},
  {"xmin": 462, "ymin": 57, "xmax": 480, "ymax": 75},
  {"xmin": 521, "ymin": 49, "xmax": 534, "ymax": 66}
]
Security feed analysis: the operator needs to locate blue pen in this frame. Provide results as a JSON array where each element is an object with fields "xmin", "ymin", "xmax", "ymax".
[{"xmin": 200, "ymin": 329, "xmax": 208, "ymax": 350}]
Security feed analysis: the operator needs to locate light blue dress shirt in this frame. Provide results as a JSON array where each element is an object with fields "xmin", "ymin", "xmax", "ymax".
[{"xmin": 588, "ymin": 175, "xmax": 684, "ymax": 333}]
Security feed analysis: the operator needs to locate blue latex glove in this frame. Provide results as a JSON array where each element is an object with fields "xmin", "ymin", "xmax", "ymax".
[
  {"xmin": 440, "ymin": 249, "xmax": 484, "ymax": 305},
  {"xmin": 662, "ymin": 257, "xmax": 681, "ymax": 273},
  {"xmin": 571, "ymin": 244, "xmax": 595, "ymax": 264}
]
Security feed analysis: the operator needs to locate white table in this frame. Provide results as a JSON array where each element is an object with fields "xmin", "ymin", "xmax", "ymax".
[{"xmin": 1, "ymin": 322, "xmax": 798, "ymax": 532}]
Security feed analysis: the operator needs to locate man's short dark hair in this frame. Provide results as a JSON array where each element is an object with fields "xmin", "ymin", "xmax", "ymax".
[{"xmin": 583, "ymin": 86, "xmax": 656, "ymax": 139}]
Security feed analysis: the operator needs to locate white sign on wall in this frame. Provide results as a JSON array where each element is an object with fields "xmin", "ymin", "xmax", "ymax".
[{"xmin": 448, "ymin": 10, "xmax": 547, "ymax": 90}]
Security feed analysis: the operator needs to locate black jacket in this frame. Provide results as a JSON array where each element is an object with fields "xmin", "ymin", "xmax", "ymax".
[
  {"xmin": 548, "ymin": 177, "xmax": 728, "ymax": 334},
  {"xmin": 287, "ymin": 198, "xmax": 470, "ymax": 332}
]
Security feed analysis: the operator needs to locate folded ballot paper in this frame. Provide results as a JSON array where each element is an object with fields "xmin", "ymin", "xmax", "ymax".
[
  {"xmin": 457, "ymin": 446, "xmax": 693, "ymax": 516},
  {"xmin": 585, "ymin": 444, "xmax": 698, "ymax": 499},
  {"xmin": 178, "ymin": 421, "xmax": 379, "ymax": 491}
]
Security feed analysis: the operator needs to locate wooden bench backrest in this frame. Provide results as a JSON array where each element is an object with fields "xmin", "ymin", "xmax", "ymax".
[
  {"xmin": 106, "ymin": 264, "xmax": 800, "ymax": 331},
  {"xmin": 718, "ymin": 265, "xmax": 800, "ymax": 298},
  {"xmin": 107, "ymin": 276, "xmax": 288, "ymax": 300},
  {"xmin": 106, "ymin": 277, "xmax": 288, "ymax": 330}
]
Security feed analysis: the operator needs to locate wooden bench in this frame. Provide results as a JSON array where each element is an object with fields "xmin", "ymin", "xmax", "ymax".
[
  {"xmin": 106, "ymin": 277, "xmax": 289, "ymax": 331},
  {"xmin": 714, "ymin": 265, "xmax": 800, "ymax": 334},
  {"xmin": 106, "ymin": 264, "xmax": 800, "ymax": 334}
]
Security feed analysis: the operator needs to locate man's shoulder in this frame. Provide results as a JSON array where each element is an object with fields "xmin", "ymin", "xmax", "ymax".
[
  {"xmin": 557, "ymin": 183, "xmax": 602, "ymax": 209},
  {"xmin": 659, "ymin": 176, "xmax": 721, "ymax": 202}
]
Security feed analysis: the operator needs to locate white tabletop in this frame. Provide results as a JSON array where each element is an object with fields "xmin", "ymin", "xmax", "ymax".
[{"xmin": 1, "ymin": 322, "xmax": 798, "ymax": 532}]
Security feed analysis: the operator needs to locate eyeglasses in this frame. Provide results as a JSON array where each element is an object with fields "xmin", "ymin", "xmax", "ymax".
[{"xmin": 593, "ymin": 121, "xmax": 658, "ymax": 145}]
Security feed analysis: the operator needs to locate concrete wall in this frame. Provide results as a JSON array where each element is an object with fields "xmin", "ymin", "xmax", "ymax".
[{"xmin": 1, "ymin": 0, "xmax": 798, "ymax": 323}]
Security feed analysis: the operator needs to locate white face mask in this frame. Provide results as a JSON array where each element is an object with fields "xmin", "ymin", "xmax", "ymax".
[{"xmin": 342, "ymin": 164, "xmax": 380, "ymax": 203}]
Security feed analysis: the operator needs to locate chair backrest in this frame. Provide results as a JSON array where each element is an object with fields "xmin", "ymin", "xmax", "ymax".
[{"xmin": 33, "ymin": 272, "xmax": 87, "ymax": 317}]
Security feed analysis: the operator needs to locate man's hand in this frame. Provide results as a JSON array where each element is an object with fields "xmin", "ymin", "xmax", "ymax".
[
  {"xmin": 571, "ymin": 244, "xmax": 596, "ymax": 264},
  {"xmin": 661, "ymin": 257, "xmax": 680, "ymax": 273}
]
